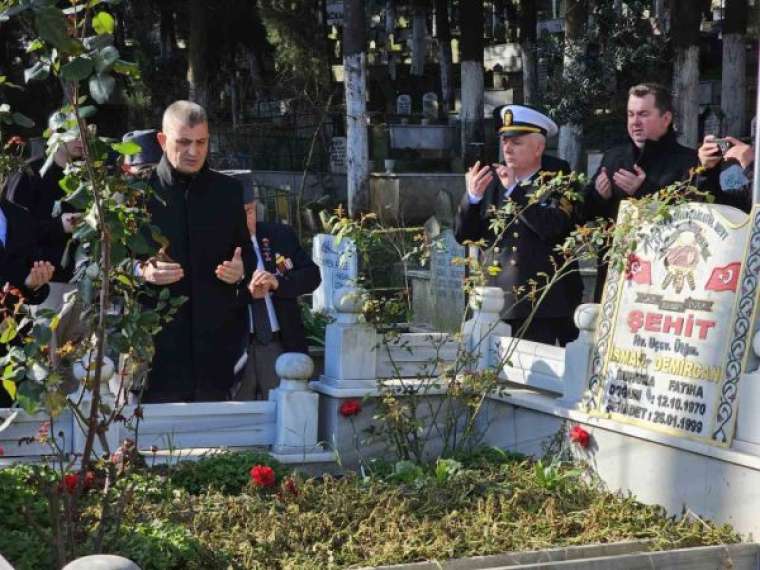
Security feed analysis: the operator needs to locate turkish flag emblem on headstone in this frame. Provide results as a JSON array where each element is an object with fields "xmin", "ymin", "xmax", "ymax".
[
  {"xmin": 705, "ymin": 262, "xmax": 741, "ymax": 292},
  {"xmin": 627, "ymin": 256, "xmax": 652, "ymax": 285}
]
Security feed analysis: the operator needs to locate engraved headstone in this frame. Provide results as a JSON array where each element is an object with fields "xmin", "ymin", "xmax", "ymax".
[
  {"xmin": 312, "ymin": 234, "xmax": 358, "ymax": 314},
  {"xmin": 703, "ymin": 107, "xmax": 722, "ymax": 138},
  {"xmin": 422, "ymin": 92, "xmax": 439, "ymax": 119},
  {"xmin": 587, "ymin": 202, "xmax": 756, "ymax": 446},
  {"xmin": 430, "ymin": 229, "xmax": 466, "ymax": 331},
  {"xmin": 396, "ymin": 94, "xmax": 412, "ymax": 116},
  {"xmin": 329, "ymin": 137, "xmax": 347, "ymax": 174}
]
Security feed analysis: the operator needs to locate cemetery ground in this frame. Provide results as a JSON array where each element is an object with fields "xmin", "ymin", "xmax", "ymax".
[{"xmin": 0, "ymin": 446, "xmax": 740, "ymax": 570}]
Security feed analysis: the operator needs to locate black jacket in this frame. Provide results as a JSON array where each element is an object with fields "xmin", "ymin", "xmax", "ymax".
[
  {"xmin": 142, "ymin": 156, "xmax": 255, "ymax": 401},
  {"xmin": 583, "ymin": 129, "xmax": 698, "ymax": 222},
  {"xmin": 454, "ymin": 159, "xmax": 584, "ymax": 320},
  {"xmin": 584, "ymin": 130, "xmax": 698, "ymax": 301},
  {"xmin": 4, "ymin": 156, "xmax": 79, "ymax": 282},
  {"xmin": 252, "ymin": 222, "xmax": 321, "ymax": 353},
  {"xmin": 0, "ymin": 199, "xmax": 50, "ymax": 407},
  {"xmin": 696, "ymin": 161, "xmax": 753, "ymax": 213}
]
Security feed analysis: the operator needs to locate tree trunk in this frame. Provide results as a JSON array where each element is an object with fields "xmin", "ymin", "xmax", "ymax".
[
  {"xmin": 411, "ymin": 0, "xmax": 427, "ymax": 76},
  {"xmin": 653, "ymin": 0, "xmax": 668, "ymax": 34},
  {"xmin": 344, "ymin": 0, "xmax": 369, "ymax": 216},
  {"xmin": 722, "ymin": 0, "xmax": 748, "ymax": 136},
  {"xmin": 187, "ymin": 0, "xmax": 209, "ymax": 109},
  {"xmin": 386, "ymin": 0, "xmax": 397, "ymax": 80},
  {"xmin": 519, "ymin": 0, "xmax": 538, "ymax": 105},
  {"xmin": 558, "ymin": 0, "xmax": 586, "ymax": 171},
  {"xmin": 159, "ymin": 4, "xmax": 176, "ymax": 60},
  {"xmin": 435, "ymin": 0, "xmax": 454, "ymax": 113},
  {"xmin": 671, "ymin": 0, "xmax": 702, "ymax": 147},
  {"xmin": 460, "ymin": 0, "xmax": 484, "ymax": 160}
]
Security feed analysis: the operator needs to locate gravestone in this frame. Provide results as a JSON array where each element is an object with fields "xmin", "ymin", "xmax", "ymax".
[
  {"xmin": 312, "ymin": 234, "xmax": 358, "ymax": 315},
  {"xmin": 586, "ymin": 202, "xmax": 757, "ymax": 446},
  {"xmin": 702, "ymin": 107, "xmax": 722, "ymax": 138},
  {"xmin": 396, "ymin": 94, "xmax": 412, "ymax": 116},
  {"xmin": 430, "ymin": 229, "xmax": 467, "ymax": 331},
  {"xmin": 422, "ymin": 92, "xmax": 439, "ymax": 119},
  {"xmin": 329, "ymin": 137, "xmax": 347, "ymax": 174}
]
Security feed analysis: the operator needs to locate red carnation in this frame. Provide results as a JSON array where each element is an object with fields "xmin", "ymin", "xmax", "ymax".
[
  {"xmin": 569, "ymin": 425, "xmax": 590, "ymax": 449},
  {"xmin": 250, "ymin": 465, "xmax": 276, "ymax": 488},
  {"xmin": 339, "ymin": 399, "xmax": 362, "ymax": 418},
  {"xmin": 61, "ymin": 473, "xmax": 79, "ymax": 494}
]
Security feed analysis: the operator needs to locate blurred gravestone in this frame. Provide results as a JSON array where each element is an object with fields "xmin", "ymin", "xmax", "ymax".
[
  {"xmin": 422, "ymin": 92, "xmax": 439, "ymax": 119},
  {"xmin": 430, "ymin": 229, "xmax": 466, "ymax": 331},
  {"xmin": 396, "ymin": 94, "xmax": 412, "ymax": 116},
  {"xmin": 329, "ymin": 137, "xmax": 347, "ymax": 174},
  {"xmin": 313, "ymin": 234, "xmax": 358, "ymax": 315}
]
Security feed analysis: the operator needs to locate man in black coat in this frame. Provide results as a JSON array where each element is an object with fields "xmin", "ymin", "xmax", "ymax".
[
  {"xmin": 455, "ymin": 104, "xmax": 583, "ymax": 346},
  {"xmin": 235, "ymin": 188, "xmax": 321, "ymax": 400},
  {"xmin": 0, "ymin": 198, "xmax": 55, "ymax": 406},
  {"xmin": 139, "ymin": 101, "xmax": 255, "ymax": 403},
  {"xmin": 584, "ymin": 83, "xmax": 698, "ymax": 301}
]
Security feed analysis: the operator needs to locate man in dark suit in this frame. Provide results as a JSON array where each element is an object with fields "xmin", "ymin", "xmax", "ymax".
[
  {"xmin": 454, "ymin": 104, "xmax": 583, "ymax": 346},
  {"xmin": 139, "ymin": 100, "xmax": 255, "ymax": 402},
  {"xmin": 235, "ymin": 188, "xmax": 321, "ymax": 400},
  {"xmin": 0, "ymin": 197, "xmax": 55, "ymax": 406},
  {"xmin": 584, "ymin": 83, "xmax": 698, "ymax": 301}
]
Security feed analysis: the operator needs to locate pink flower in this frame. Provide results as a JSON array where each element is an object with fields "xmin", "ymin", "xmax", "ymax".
[
  {"xmin": 339, "ymin": 399, "xmax": 362, "ymax": 418},
  {"xmin": 250, "ymin": 465, "xmax": 276, "ymax": 488},
  {"xmin": 0, "ymin": 446, "xmax": 4, "ymax": 457},
  {"xmin": 569, "ymin": 425, "xmax": 590, "ymax": 449}
]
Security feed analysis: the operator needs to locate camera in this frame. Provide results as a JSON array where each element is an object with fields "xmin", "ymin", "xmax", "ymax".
[{"xmin": 715, "ymin": 138, "xmax": 733, "ymax": 155}]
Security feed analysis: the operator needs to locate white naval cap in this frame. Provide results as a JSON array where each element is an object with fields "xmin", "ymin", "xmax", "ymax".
[{"xmin": 496, "ymin": 104, "xmax": 558, "ymax": 139}]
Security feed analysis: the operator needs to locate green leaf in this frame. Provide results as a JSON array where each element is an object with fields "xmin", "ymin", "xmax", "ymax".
[
  {"xmin": 94, "ymin": 45, "xmax": 119, "ymax": 73},
  {"xmin": 111, "ymin": 140, "xmax": 141, "ymax": 156},
  {"xmin": 61, "ymin": 56, "xmax": 93, "ymax": 82},
  {"xmin": 11, "ymin": 112, "xmax": 35, "ymax": 128},
  {"xmin": 92, "ymin": 11, "xmax": 114, "ymax": 35},
  {"xmin": 2, "ymin": 379, "xmax": 16, "ymax": 400},
  {"xmin": 89, "ymin": 73, "xmax": 115, "ymax": 104},
  {"xmin": 26, "ymin": 38, "xmax": 45, "ymax": 52},
  {"xmin": 0, "ymin": 318, "xmax": 18, "ymax": 344},
  {"xmin": 35, "ymin": 6, "xmax": 79, "ymax": 54},
  {"xmin": 112, "ymin": 59, "xmax": 140, "ymax": 79}
]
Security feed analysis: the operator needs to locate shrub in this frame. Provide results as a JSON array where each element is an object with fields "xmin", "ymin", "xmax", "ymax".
[{"xmin": 169, "ymin": 451, "xmax": 284, "ymax": 495}]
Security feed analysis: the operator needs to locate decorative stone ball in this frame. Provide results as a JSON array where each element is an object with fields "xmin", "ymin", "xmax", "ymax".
[
  {"xmin": 333, "ymin": 286, "xmax": 365, "ymax": 314},
  {"xmin": 73, "ymin": 351, "xmax": 115, "ymax": 384},
  {"xmin": 574, "ymin": 303, "xmax": 600, "ymax": 332},
  {"xmin": 275, "ymin": 352, "xmax": 314, "ymax": 381},
  {"xmin": 468, "ymin": 286, "xmax": 505, "ymax": 314},
  {"xmin": 61, "ymin": 554, "xmax": 141, "ymax": 570}
]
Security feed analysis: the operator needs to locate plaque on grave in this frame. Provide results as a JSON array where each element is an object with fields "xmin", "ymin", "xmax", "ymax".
[
  {"xmin": 702, "ymin": 107, "xmax": 722, "ymax": 138},
  {"xmin": 396, "ymin": 94, "xmax": 412, "ymax": 116},
  {"xmin": 430, "ymin": 229, "xmax": 466, "ymax": 330},
  {"xmin": 312, "ymin": 234, "xmax": 358, "ymax": 314},
  {"xmin": 587, "ymin": 202, "xmax": 760, "ymax": 446},
  {"xmin": 329, "ymin": 137, "xmax": 347, "ymax": 174},
  {"xmin": 422, "ymin": 92, "xmax": 439, "ymax": 119}
]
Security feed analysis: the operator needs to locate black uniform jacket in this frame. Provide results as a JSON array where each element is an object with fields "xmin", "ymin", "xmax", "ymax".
[
  {"xmin": 454, "ymin": 159, "xmax": 584, "ymax": 320},
  {"xmin": 252, "ymin": 222, "xmax": 321, "ymax": 353},
  {"xmin": 143, "ymin": 156, "xmax": 255, "ymax": 400},
  {"xmin": 4, "ymin": 156, "xmax": 79, "ymax": 282},
  {"xmin": 583, "ymin": 129, "xmax": 698, "ymax": 222}
]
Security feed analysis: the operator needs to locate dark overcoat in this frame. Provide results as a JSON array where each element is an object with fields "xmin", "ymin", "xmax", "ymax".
[{"xmin": 143, "ymin": 157, "xmax": 255, "ymax": 401}]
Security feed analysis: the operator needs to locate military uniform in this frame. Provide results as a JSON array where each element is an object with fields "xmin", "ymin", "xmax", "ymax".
[{"xmin": 454, "ymin": 105, "xmax": 583, "ymax": 346}]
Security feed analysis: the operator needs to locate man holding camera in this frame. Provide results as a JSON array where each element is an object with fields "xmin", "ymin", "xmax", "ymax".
[
  {"xmin": 697, "ymin": 135, "xmax": 754, "ymax": 212},
  {"xmin": 584, "ymin": 83, "xmax": 698, "ymax": 301}
]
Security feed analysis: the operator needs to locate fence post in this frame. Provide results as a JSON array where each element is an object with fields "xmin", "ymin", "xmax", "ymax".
[
  {"xmin": 462, "ymin": 286, "xmax": 511, "ymax": 370},
  {"xmin": 272, "ymin": 352, "xmax": 320, "ymax": 455},
  {"xmin": 562, "ymin": 303, "xmax": 599, "ymax": 406}
]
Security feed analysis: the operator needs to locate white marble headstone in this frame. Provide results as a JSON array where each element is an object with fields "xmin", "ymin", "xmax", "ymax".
[{"xmin": 312, "ymin": 234, "xmax": 358, "ymax": 315}]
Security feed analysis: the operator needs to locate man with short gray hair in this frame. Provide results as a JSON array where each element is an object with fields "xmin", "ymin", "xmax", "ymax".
[{"xmin": 139, "ymin": 100, "xmax": 255, "ymax": 402}]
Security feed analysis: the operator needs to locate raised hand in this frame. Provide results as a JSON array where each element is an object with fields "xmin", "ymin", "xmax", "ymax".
[
  {"xmin": 142, "ymin": 259, "xmax": 184, "ymax": 285},
  {"xmin": 595, "ymin": 167, "xmax": 612, "ymax": 199},
  {"xmin": 24, "ymin": 261, "xmax": 55, "ymax": 290},
  {"xmin": 466, "ymin": 161, "xmax": 495, "ymax": 200},
  {"xmin": 613, "ymin": 165, "xmax": 646, "ymax": 196},
  {"xmin": 215, "ymin": 246, "xmax": 244, "ymax": 284}
]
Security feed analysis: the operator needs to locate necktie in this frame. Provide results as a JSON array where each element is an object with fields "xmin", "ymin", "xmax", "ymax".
[{"xmin": 252, "ymin": 298, "xmax": 272, "ymax": 344}]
